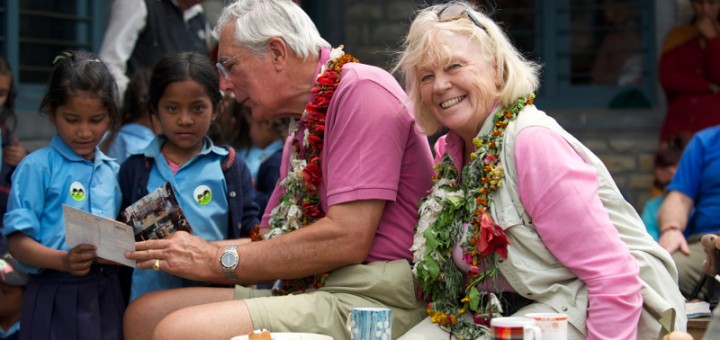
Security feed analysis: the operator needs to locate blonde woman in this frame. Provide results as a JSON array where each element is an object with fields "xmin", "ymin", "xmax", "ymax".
[{"xmin": 394, "ymin": 2, "xmax": 685, "ymax": 339}]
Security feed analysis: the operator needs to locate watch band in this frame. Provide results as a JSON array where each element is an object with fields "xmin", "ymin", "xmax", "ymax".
[{"xmin": 221, "ymin": 244, "xmax": 239, "ymax": 281}]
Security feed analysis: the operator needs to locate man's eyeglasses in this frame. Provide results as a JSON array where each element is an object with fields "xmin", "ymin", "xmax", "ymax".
[
  {"xmin": 437, "ymin": 2, "xmax": 487, "ymax": 32},
  {"xmin": 216, "ymin": 54, "xmax": 242, "ymax": 79}
]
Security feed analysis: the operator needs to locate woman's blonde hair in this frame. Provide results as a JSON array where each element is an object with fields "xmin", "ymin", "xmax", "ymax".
[{"xmin": 393, "ymin": 1, "xmax": 541, "ymax": 135}]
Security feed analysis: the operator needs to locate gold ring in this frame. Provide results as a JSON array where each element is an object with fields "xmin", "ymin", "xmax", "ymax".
[{"xmin": 153, "ymin": 259, "xmax": 161, "ymax": 271}]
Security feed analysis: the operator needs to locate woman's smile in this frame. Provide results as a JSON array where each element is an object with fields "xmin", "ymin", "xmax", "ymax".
[{"xmin": 440, "ymin": 95, "xmax": 466, "ymax": 109}]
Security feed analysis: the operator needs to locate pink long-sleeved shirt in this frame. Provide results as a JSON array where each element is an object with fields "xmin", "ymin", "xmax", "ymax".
[
  {"xmin": 438, "ymin": 125, "xmax": 643, "ymax": 339},
  {"xmin": 516, "ymin": 126, "xmax": 643, "ymax": 339}
]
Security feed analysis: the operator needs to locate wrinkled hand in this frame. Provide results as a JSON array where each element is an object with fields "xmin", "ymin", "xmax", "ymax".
[
  {"xmin": 659, "ymin": 230, "xmax": 689, "ymax": 255},
  {"xmin": 3, "ymin": 138, "xmax": 27, "ymax": 167},
  {"xmin": 65, "ymin": 244, "xmax": 97, "ymax": 276},
  {"xmin": 125, "ymin": 231, "xmax": 220, "ymax": 282}
]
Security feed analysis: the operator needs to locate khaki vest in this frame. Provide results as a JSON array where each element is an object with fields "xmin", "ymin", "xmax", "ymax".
[{"xmin": 484, "ymin": 105, "xmax": 686, "ymax": 338}]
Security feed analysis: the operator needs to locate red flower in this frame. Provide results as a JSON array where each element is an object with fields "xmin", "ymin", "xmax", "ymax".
[
  {"xmin": 473, "ymin": 315, "xmax": 491, "ymax": 326},
  {"xmin": 302, "ymin": 202, "xmax": 322, "ymax": 219},
  {"xmin": 302, "ymin": 159, "xmax": 322, "ymax": 189},
  {"xmin": 317, "ymin": 72, "xmax": 338, "ymax": 86},
  {"xmin": 308, "ymin": 95, "xmax": 330, "ymax": 110},
  {"xmin": 318, "ymin": 88, "xmax": 335, "ymax": 99},
  {"xmin": 307, "ymin": 134, "xmax": 323, "ymax": 153},
  {"xmin": 476, "ymin": 211, "xmax": 509, "ymax": 259}
]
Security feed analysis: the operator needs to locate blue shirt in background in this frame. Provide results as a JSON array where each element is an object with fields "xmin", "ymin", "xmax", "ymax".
[
  {"xmin": 666, "ymin": 126, "xmax": 720, "ymax": 236},
  {"xmin": 107, "ymin": 123, "xmax": 155, "ymax": 165}
]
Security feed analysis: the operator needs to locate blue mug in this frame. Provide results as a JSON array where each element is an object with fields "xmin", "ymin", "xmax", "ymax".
[{"xmin": 347, "ymin": 307, "xmax": 392, "ymax": 340}]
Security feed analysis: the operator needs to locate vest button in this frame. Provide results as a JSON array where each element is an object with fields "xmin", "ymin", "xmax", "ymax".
[{"xmin": 229, "ymin": 191, "xmax": 237, "ymax": 198}]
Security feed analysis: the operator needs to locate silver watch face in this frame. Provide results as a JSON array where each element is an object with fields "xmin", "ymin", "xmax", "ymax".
[{"xmin": 221, "ymin": 251, "xmax": 238, "ymax": 268}]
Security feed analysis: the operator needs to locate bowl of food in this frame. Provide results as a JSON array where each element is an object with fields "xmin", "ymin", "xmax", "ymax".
[{"xmin": 231, "ymin": 330, "xmax": 333, "ymax": 340}]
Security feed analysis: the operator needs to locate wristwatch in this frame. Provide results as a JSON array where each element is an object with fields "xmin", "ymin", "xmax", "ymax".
[{"xmin": 220, "ymin": 245, "xmax": 239, "ymax": 281}]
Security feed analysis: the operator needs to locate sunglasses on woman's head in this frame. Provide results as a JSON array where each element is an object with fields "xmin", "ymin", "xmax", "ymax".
[{"xmin": 437, "ymin": 2, "xmax": 487, "ymax": 32}]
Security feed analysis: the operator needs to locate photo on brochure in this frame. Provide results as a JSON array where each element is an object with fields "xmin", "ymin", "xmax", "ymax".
[{"xmin": 118, "ymin": 182, "xmax": 193, "ymax": 241}]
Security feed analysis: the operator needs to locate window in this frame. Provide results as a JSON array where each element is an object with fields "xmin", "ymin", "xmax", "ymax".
[
  {"xmin": 0, "ymin": 0, "xmax": 108, "ymax": 111},
  {"xmin": 476, "ymin": 0, "xmax": 655, "ymax": 109}
]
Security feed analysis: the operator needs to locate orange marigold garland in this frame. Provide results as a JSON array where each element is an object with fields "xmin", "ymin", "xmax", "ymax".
[
  {"xmin": 266, "ymin": 46, "xmax": 358, "ymax": 295},
  {"xmin": 411, "ymin": 94, "xmax": 535, "ymax": 339}
]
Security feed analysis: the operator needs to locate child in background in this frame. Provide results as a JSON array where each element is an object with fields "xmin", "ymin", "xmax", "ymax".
[
  {"xmin": 118, "ymin": 52, "xmax": 259, "ymax": 302},
  {"xmin": 641, "ymin": 134, "xmax": 690, "ymax": 241},
  {"xmin": 103, "ymin": 68, "xmax": 161, "ymax": 164},
  {"xmin": 2, "ymin": 51, "xmax": 124, "ymax": 340},
  {"xmin": 102, "ymin": 68, "xmax": 159, "ymax": 305},
  {"xmin": 214, "ymin": 98, "xmax": 264, "ymax": 179},
  {"xmin": 244, "ymin": 112, "xmax": 288, "ymax": 214},
  {"xmin": 0, "ymin": 58, "xmax": 27, "ymax": 255},
  {"xmin": 0, "ymin": 253, "xmax": 27, "ymax": 340}
]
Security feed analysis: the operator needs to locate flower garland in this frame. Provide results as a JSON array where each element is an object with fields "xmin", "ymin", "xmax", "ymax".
[
  {"xmin": 265, "ymin": 46, "xmax": 358, "ymax": 295},
  {"xmin": 411, "ymin": 93, "xmax": 535, "ymax": 339}
]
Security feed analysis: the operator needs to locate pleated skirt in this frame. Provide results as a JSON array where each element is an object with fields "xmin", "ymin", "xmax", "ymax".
[{"xmin": 20, "ymin": 264, "xmax": 124, "ymax": 340}]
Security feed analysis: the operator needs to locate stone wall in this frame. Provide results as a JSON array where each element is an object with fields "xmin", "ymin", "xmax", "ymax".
[{"xmin": 552, "ymin": 108, "xmax": 664, "ymax": 211}]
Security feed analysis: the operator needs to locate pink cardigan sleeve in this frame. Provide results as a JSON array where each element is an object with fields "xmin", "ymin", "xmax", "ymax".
[{"xmin": 514, "ymin": 126, "xmax": 642, "ymax": 340}]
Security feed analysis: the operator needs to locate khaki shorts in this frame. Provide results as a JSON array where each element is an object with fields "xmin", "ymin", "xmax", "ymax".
[{"xmin": 234, "ymin": 260, "xmax": 425, "ymax": 340}]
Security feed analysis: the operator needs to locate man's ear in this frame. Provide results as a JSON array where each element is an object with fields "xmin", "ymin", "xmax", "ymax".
[{"xmin": 267, "ymin": 37, "xmax": 288, "ymax": 70}]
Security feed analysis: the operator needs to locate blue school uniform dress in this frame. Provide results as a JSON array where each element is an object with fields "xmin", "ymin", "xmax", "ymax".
[
  {"xmin": 2, "ymin": 135, "xmax": 123, "ymax": 340},
  {"xmin": 127, "ymin": 136, "xmax": 233, "ymax": 301}
]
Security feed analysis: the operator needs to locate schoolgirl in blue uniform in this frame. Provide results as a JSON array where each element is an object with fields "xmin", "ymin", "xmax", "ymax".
[
  {"xmin": 119, "ymin": 52, "xmax": 259, "ymax": 302},
  {"xmin": 2, "ymin": 51, "xmax": 124, "ymax": 340}
]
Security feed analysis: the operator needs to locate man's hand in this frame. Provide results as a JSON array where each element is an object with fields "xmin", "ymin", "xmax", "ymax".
[
  {"xmin": 659, "ymin": 229, "xmax": 690, "ymax": 255},
  {"xmin": 125, "ymin": 231, "xmax": 221, "ymax": 283}
]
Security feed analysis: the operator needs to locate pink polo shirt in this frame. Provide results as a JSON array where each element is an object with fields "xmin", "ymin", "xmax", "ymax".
[{"xmin": 261, "ymin": 49, "xmax": 435, "ymax": 263}]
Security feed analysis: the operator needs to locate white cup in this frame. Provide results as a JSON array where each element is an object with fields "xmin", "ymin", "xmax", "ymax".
[
  {"xmin": 525, "ymin": 313, "xmax": 568, "ymax": 340},
  {"xmin": 347, "ymin": 307, "xmax": 392, "ymax": 340},
  {"xmin": 490, "ymin": 317, "xmax": 542, "ymax": 340}
]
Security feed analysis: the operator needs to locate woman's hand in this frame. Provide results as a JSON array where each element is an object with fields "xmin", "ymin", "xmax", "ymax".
[{"xmin": 64, "ymin": 244, "xmax": 97, "ymax": 276}]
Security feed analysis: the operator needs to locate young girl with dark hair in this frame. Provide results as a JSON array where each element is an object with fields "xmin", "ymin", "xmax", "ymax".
[
  {"xmin": 0, "ymin": 57, "xmax": 27, "ymax": 255},
  {"xmin": 118, "ymin": 52, "xmax": 259, "ymax": 302},
  {"xmin": 2, "ymin": 50, "xmax": 124, "ymax": 340}
]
